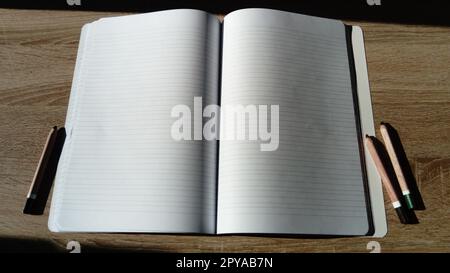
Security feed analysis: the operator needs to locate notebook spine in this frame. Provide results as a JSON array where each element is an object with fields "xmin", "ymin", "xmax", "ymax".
[{"xmin": 23, "ymin": 127, "xmax": 66, "ymax": 215}]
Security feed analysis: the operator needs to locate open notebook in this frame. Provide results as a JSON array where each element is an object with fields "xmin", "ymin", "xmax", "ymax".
[{"xmin": 48, "ymin": 9, "xmax": 387, "ymax": 237}]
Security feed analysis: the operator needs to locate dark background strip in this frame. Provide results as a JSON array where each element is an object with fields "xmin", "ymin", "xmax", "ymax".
[{"xmin": 1, "ymin": 0, "xmax": 449, "ymax": 26}]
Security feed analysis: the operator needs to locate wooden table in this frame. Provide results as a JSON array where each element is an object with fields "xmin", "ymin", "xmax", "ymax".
[{"xmin": 0, "ymin": 9, "xmax": 449, "ymax": 253}]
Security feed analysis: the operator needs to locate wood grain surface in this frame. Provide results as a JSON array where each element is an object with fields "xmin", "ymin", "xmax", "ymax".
[{"xmin": 0, "ymin": 9, "xmax": 449, "ymax": 252}]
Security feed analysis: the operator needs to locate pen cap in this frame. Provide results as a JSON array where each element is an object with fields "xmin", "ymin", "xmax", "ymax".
[{"xmin": 395, "ymin": 207, "xmax": 408, "ymax": 224}]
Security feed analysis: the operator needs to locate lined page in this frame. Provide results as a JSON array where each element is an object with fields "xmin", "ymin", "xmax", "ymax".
[
  {"xmin": 217, "ymin": 9, "xmax": 370, "ymax": 235},
  {"xmin": 48, "ymin": 10, "xmax": 220, "ymax": 233}
]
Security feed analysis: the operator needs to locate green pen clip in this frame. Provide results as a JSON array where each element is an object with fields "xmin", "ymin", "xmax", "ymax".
[{"xmin": 404, "ymin": 194, "xmax": 414, "ymax": 210}]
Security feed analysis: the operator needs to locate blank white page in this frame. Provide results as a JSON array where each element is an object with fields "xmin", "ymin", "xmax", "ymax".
[
  {"xmin": 49, "ymin": 10, "xmax": 220, "ymax": 233},
  {"xmin": 217, "ymin": 9, "xmax": 371, "ymax": 235}
]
